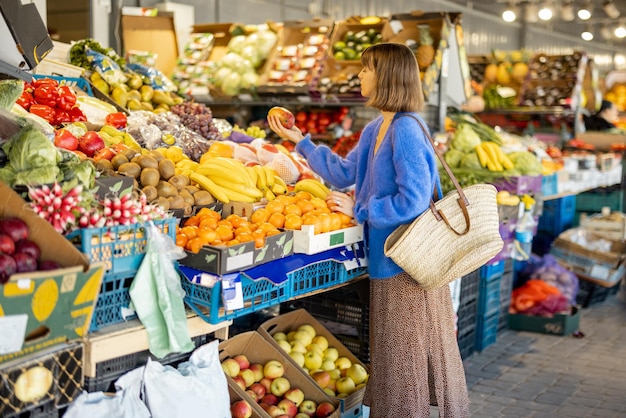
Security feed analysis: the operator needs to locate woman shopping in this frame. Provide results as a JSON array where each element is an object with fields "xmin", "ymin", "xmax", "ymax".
[{"xmin": 268, "ymin": 42, "xmax": 470, "ymax": 418}]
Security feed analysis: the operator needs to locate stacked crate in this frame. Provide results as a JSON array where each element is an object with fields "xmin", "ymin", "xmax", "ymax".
[
  {"xmin": 498, "ymin": 259, "xmax": 515, "ymax": 332},
  {"xmin": 457, "ymin": 269, "xmax": 480, "ymax": 360},
  {"xmin": 475, "ymin": 260, "xmax": 506, "ymax": 352}
]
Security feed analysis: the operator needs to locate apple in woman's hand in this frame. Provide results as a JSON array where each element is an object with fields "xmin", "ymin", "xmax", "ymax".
[{"xmin": 268, "ymin": 106, "xmax": 295, "ymax": 129}]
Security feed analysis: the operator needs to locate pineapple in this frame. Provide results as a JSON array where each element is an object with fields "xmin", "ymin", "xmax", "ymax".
[{"xmin": 416, "ymin": 25, "xmax": 435, "ymax": 69}]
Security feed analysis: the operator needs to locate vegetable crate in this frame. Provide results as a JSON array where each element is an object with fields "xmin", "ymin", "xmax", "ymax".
[
  {"xmin": 32, "ymin": 74, "xmax": 94, "ymax": 96},
  {"xmin": 537, "ymin": 195, "xmax": 576, "ymax": 237},
  {"xmin": 66, "ymin": 217, "xmax": 177, "ymax": 279},
  {"xmin": 179, "ymin": 265, "xmax": 290, "ymax": 324},
  {"xmin": 0, "ymin": 342, "xmax": 83, "ymax": 418}
]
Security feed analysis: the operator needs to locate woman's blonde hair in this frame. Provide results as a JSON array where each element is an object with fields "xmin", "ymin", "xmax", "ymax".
[{"xmin": 360, "ymin": 43, "xmax": 424, "ymax": 112}]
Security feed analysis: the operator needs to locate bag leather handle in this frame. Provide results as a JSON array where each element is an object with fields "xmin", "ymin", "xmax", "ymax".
[{"xmin": 398, "ymin": 114, "xmax": 471, "ymax": 236}]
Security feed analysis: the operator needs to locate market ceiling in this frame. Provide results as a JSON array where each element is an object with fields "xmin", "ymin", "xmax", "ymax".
[{"xmin": 445, "ymin": 0, "xmax": 626, "ymax": 49}]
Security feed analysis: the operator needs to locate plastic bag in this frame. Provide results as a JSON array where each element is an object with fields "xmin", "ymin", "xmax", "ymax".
[
  {"xmin": 63, "ymin": 367, "xmax": 150, "ymax": 418},
  {"xmin": 530, "ymin": 254, "xmax": 579, "ymax": 304},
  {"xmin": 129, "ymin": 222, "xmax": 194, "ymax": 358},
  {"xmin": 143, "ymin": 350, "xmax": 230, "ymax": 418}
]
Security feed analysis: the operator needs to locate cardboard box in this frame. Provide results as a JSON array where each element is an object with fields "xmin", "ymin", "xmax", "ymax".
[
  {"xmin": 191, "ymin": 22, "xmax": 236, "ymax": 64},
  {"xmin": 258, "ymin": 309, "xmax": 367, "ymax": 414},
  {"xmin": 507, "ymin": 306, "xmax": 580, "ymax": 335},
  {"xmin": 228, "ymin": 379, "xmax": 268, "ymax": 418},
  {"xmin": 0, "ymin": 342, "xmax": 84, "ymax": 416},
  {"xmin": 219, "ymin": 330, "xmax": 340, "ymax": 418},
  {"xmin": 578, "ymin": 132, "xmax": 626, "ymax": 152},
  {"xmin": 121, "ymin": 11, "xmax": 178, "ymax": 76},
  {"xmin": 293, "ymin": 224, "xmax": 364, "ymax": 255},
  {"xmin": 579, "ymin": 211, "xmax": 626, "ymax": 241},
  {"xmin": 0, "ymin": 182, "xmax": 102, "ymax": 364},
  {"xmin": 258, "ymin": 19, "xmax": 333, "ymax": 96}
]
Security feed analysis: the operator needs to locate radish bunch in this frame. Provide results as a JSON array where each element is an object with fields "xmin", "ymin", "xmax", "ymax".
[
  {"xmin": 29, "ymin": 183, "xmax": 88, "ymax": 234},
  {"xmin": 97, "ymin": 192, "xmax": 167, "ymax": 227}
]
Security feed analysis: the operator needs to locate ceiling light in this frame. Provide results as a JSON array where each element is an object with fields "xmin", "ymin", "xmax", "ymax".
[
  {"xmin": 538, "ymin": 3, "xmax": 553, "ymax": 21},
  {"xmin": 615, "ymin": 25, "xmax": 626, "ymax": 38},
  {"xmin": 525, "ymin": 2, "xmax": 539, "ymax": 23},
  {"xmin": 581, "ymin": 27, "xmax": 594, "ymax": 41},
  {"xmin": 502, "ymin": 4, "xmax": 519, "ymax": 22},
  {"xmin": 578, "ymin": 1, "xmax": 593, "ymax": 20},
  {"xmin": 561, "ymin": 1, "xmax": 575, "ymax": 22},
  {"xmin": 603, "ymin": 1, "xmax": 620, "ymax": 19}
]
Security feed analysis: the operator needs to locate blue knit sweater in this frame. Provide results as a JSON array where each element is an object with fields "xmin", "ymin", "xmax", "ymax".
[{"xmin": 295, "ymin": 112, "xmax": 442, "ymax": 279}]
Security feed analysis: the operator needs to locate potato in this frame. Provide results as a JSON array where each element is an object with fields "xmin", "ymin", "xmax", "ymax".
[
  {"xmin": 158, "ymin": 158, "xmax": 176, "ymax": 180},
  {"xmin": 156, "ymin": 180, "xmax": 178, "ymax": 198},
  {"xmin": 14, "ymin": 366, "xmax": 53, "ymax": 403}
]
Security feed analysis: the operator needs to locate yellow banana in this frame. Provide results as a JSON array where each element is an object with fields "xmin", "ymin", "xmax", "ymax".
[
  {"xmin": 246, "ymin": 166, "xmax": 258, "ymax": 187},
  {"xmin": 294, "ymin": 179, "xmax": 330, "ymax": 199},
  {"xmin": 196, "ymin": 163, "xmax": 250, "ymax": 185},
  {"xmin": 189, "ymin": 172, "xmax": 230, "ymax": 203},
  {"xmin": 482, "ymin": 142, "xmax": 503, "ymax": 172},
  {"xmin": 271, "ymin": 176, "xmax": 287, "ymax": 195},
  {"xmin": 208, "ymin": 175, "xmax": 263, "ymax": 199},
  {"xmin": 254, "ymin": 165, "xmax": 268, "ymax": 191},
  {"xmin": 176, "ymin": 159, "xmax": 199, "ymax": 171},
  {"xmin": 263, "ymin": 166, "xmax": 276, "ymax": 189},
  {"xmin": 198, "ymin": 157, "xmax": 252, "ymax": 186},
  {"xmin": 492, "ymin": 143, "xmax": 515, "ymax": 170},
  {"xmin": 475, "ymin": 143, "xmax": 489, "ymax": 168},
  {"xmin": 265, "ymin": 189, "xmax": 276, "ymax": 201},
  {"xmin": 220, "ymin": 187, "xmax": 257, "ymax": 203}
]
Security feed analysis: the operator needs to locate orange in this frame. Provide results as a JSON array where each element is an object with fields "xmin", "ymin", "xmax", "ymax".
[
  {"xmin": 268, "ymin": 212, "xmax": 286, "ymax": 228},
  {"xmin": 302, "ymin": 214, "xmax": 322, "ymax": 234},
  {"xmin": 283, "ymin": 204, "xmax": 302, "ymax": 217},
  {"xmin": 236, "ymin": 232, "xmax": 254, "ymax": 243},
  {"xmin": 329, "ymin": 213, "xmax": 342, "ymax": 231},
  {"xmin": 217, "ymin": 219, "xmax": 233, "ymax": 228},
  {"xmin": 317, "ymin": 206, "xmax": 331, "ymax": 214},
  {"xmin": 295, "ymin": 191, "xmax": 312, "ymax": 201},
  {"xmin": 196, "ymin": 207, "xmax": 221, "ymax": 220},
  {"xmin": 284, "ymin": 214, "xmax": 303, "ymax": 230},
  {"xmin": 310, "ymin": 197, "xmax": 328, "ymax": 210},
  {"xmin": 197, "ymin": 228, "xmax": 218, "ymax": 244},
  {"xmin": 175, "ymin": 234, "xmax": 188, "ymax": 248},
  {"xmin": 180, "ymin": 226, "xmax": 198, "ymax": 240},
  {"xmin": 318, "ymin": 212, "xmax": 332, "ymax": 233},
  {"xmin": 250, "ymin": 208, "xmax": 271, "ymax": 225},
  {"xmin": 226, "ymin": 214, "xmax": 246, "ymax": 228},
  {"xmin": 276, "ymin": 194, "xmax": 297, "ymax": 206},
  {"xmin": 265, "ymin": 228, "xmax": 281, "ymax": 237},
  {"xmin": 235, "ymin": 225, "xmax": 253, "ymax": 236},
  {"xmin": 198, "ymin": 216, "xmax": 218, "ymax": 230},
  {"xmin": 338, "ymin": 212, "xmax": 353, "ymax": 226},
  {"xmin": 258, "ymin": 222, "xmax": 277, "ymax": 234},
  {"xmin": 185, "ymin": 237, "xmax": 205, "ymax": 253},
  {"xmin": 252, "ymin": 230, "xmax": 266, "ymax": 248},
  {"xmin": 225, "ymin": 238, "xmax": 241, "ymax": 246},
  {"xmin": 183, "ymin": 215, "xmax": 201, "ymax": 227},
  {"xmin": 215, "ymin": 224, "xmax": 234, "ymax": 242},
  {"xmin": 265, "ymin": 199, "xmax": 285, "ymax": 215},
  {"xmin": 296, "ymin": 199, "xmax": 315, "ymax": 214}
]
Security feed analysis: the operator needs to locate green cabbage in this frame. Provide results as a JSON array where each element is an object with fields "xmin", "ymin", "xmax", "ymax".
[
  {"xmin": 444, "ymin": 149, "xmax": 466, "ymax": 168},
  {"xmin": 451, "ymin": 123, "xmax": 481, "ymax": 153},
  {"xmin": 459, "ymin": 152, "xmax": 482, "ymax": 170},
  {"xmin": 0, "ymin": 80, "xmax": 24, "ymax": 111},
  {"xmin": 506, "ymin": 151, "xmax": 542, "ymax": 175}
]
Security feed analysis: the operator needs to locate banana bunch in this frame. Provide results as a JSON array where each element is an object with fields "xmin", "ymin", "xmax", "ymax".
[
  {"xmin": 98, "ymin": 125, "xmax": 142, "ymax": 151},
  {"xmin": 175, "ymin": 156, "xmax": 287, "ymax": 204},
  {"xmin": 475, "ymin": 142, "xmax": 514, "ymax": 172},
  {"xmin": 294, "ymin": 178, "xmax": 331, "ymax": 200}
]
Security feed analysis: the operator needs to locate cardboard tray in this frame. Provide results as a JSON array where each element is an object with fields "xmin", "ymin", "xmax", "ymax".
[
  {"xmin": 258, "ymin": 308, "xmax": 367, "ymax": 414},
  {"xmin": 219, "ymin": 330, "xmax": 340, "ymax": 418},
  {"xmin": 507, "ymin": 306, "xmax": 580, "ymax": 335}
]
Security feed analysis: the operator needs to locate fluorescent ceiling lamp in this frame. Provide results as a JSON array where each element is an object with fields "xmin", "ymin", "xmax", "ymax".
[
  {"xmin": 502, "ymin": 5, "xmax": 518, "ymax": 22},
  {"xmin": 538, "ymin": 4, "xmax": 553, "ymax": 21},
  {"xmin": 561, "ymin": 1, "xmax": 575, "ymax": 22},
  {"xmin": 578, "ymin": 2, "xmax": 592, "ymax": 20},
  {"xmin": 581, "ymin": 28, "xmax": 594, "ymax": 41},
  {"xmin": 615, "ymin": 25, "xmax": 626, "ymax": 38},
  {"xmin": 603, "ymin": 1, "xmax": 620, "ymax": 19}
]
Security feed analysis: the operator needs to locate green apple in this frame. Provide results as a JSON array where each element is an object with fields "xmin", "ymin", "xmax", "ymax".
[
  {"xmin": 290, "ymin": 340, "xmax": 307, "ymax": 354},
  {"xmin": 293, "ymin": 330, "xmax": 313, "ymax": 346},
  {"xmin": 270, "ymin": 376, "xmax": 291, "ymax": 397},
  {"xmin": 297, "ymin": 323, "xmax": 317, "ymax": 338},
  {"xmin": 289, "ymin": 351, "xmax": 305, "ymax": 368},
  {"xmin": 272, "ymin": 331, "xmax": 288, "ymax": 341},
  {"xmin": 321, "ymin": 359, "xmax": 336, "ymax": 371},
  {"xmin": 277, "ymin": 339, "xmax": 292, "ymax": 353},
  {"xmin": 334, "ymin": 356, "xmax": 352, "ymax": 371},
  {"xmin": 336, "ymin": 376, "xmax": 356, "ymax": 395},
  {"xmin": 345, "ymin": 363, "xmax": 368, "ymax": 385},
  {"xmin": 287, "ymin": 331, "xmax": 298, "ymax": 342},
  {"xmin": 328, "ymin": 368, "xmax": 341, "ymax": 380},
  {"xmin": 304, "ymin": 350, "xmax": 323, "ymax": 370},
  {"xmin": 323, "ymin": 347, "xmax": 339, "ymax": 362},
  {"xmin": 311, "ymin": 335, "xmax": 328, "ymax": 351},
  {"xmin": 306, "ymin": 343, "xmax": 324, "ymax": 356}
]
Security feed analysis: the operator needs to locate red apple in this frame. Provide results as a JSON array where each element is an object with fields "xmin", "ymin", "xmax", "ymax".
[
  {"xmin": 232, "ymin": 376, "xmax": 247, "ymax": 391},
  {"xmin": 266, "ymin": 405, "xmax": 284, "ymax": 418},
  {"xmin": 231, "ymin": 400, "xmax": 253, "ymax": 418},
  {"xmin": 249, "ymin": 363, "xmax": 264, "ymax": 382},
  {"xmin": 315, "ymin": 401, "xmax": 336, "ymax": 418},
  {"xmin": 277, "ymin": 398, "xmax": 298, "ymax": 417},
  {"xmin": 249, "ymin": 382, "xmax": 266, "ymax": 400},
  {"xmin": 268, "ymin": 106, "xmax": 295, "ymax": 129},
  {"xmin": 270, "ymin": 376, "xmax": 290, "ymax": 397},
  {"xmin": 260, "ymin": 377, "xmax": 273, "ymax": 392},
  {"xmin": 261, "ymin": 393, "xmax": 279, "ymax": 406},
  {"xmin": 283, "ymin": 388, "xmax": 305, "ymax": 407},
  {"xmin": 311, "ymin": 371, "xmax": 331, "ymax": 389},
  {"xmin": 221, "ymin": 358, "xmax": 241, "ymax": 377},
  {"xmin": 234, "ymin": 354, "xmax": 251, "ymax": 370},
  {"xmin": 264, "ymin": 360, "xmax": 285, "ymax": 379},
  {"xmin": 298, "ymin": 400, "xmax": 317, "ymax": 417},
  {"xmin": 245, "ymin": 389, "xmax": 260, "ymax": 402}
]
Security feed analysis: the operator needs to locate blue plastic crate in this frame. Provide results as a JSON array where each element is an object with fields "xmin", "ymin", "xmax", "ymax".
[
  {"xmin": 180, "ymin": 265, "xmax": 290, "ymax": 324},
  {"xmin": 475, "ymin": 311, "xmax": 499, "ymax": 351},
  {"xmin": 478, "ymin": 272, "xmax": 502, "ymax": 317},
  {"xmin": 289, "ymin": 258, "xmax": 347, "ymax": 298},
  {"xmin": 89, "ymin": 274, "xmax": 137, "ymax": 332},
  {"xmin": 538, "ymin": 195, "xmax": 576, "ymax": 237},
  {"xmin": 480, "ymin": 260, "xmax": 505, "ymax": 280},
  {"xmin": 498, "ymin": 270, "xmax": 515, "ymax": 332},
  {"xmin": 541, "ymin": 173, "xmax": 558, "ymax": 196},
  {"xmin": 67, "ymin": 218, "xmax": 177, "ymax": 279},
  {"xmin": 32, "ymin": 74, "xmax": 94, "ymax": 96}
]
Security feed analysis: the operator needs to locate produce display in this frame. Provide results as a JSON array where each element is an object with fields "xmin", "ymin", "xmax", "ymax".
[
  {"xmin": 269, "ymin": 324, "xmax": 369, "ymax": 399},
  {"xmin": 221, "ymin": 353, "xmax": 337, "ymax": 417}
]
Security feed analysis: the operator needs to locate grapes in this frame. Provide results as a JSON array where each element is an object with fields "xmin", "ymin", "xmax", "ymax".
[{"xmin": 170, "ymin": 102, "xmax": 221, "ymax": 141}]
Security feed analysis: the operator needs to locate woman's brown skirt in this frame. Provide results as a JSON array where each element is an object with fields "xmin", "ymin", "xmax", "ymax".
[{"xmin": 362, "ymin": 272, "xmax": 470, "ymax": 418}]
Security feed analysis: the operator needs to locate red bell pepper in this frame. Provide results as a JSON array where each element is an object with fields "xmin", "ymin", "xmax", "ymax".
[
  {"xmin": 55, "ymin": 109, "xmax": 71, "ymax": 124},
  {"xmin": 104, "ymin": 112, "xmax": 127, "ymax": 129},
  {"xmin": 57, "ymin": 85, "xmax": 77, "ymax": 111},
  {"xmin": 29, "ymin": 104, "xmax": 56, "ymax": 123},
  {"xmin": 16, "ymin": 91, "xmax": 34, "ymax": 110},
  {"xmin": 68, "ymin": 107, "xmax": 87, "ymax": 122},
  {"xmin": 54, "ymin": 129, "xmax": 79, "ymax": 151},
  {"xmin": 33, "ymin": 83, "xmax": 58, "ymax": 108},
  {"xmin": 32, "ymin": 78, "xmax": 58, "ymax": 88}
]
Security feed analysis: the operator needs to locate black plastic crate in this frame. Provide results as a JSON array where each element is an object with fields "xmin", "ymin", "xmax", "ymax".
[
  {"xmin": 6, "ymin": 400, "xmax": 58, "ymax": 418},
  {"xmin": 498, "ymin": 270, "xmax": 515, "ymax": 332},
  {"xmin": 457, "ymin": 327, "xmax": 475, "ymax": 360},
  {"xmin": 334, "ymin": 334, "xmax": 370, "ymax": 365},
  {"xmin": 83, "ymin": 333, "xmax": 213, "ymax": 393},
  {"xmin": 457, "ymin": 299, "xmax": 477, "ymax": 337},
  {"xmin": 576, "ymin": 280, "xmax": 619, "ymax": 308},
  {"xmin": 460, "ymin": 269, "xmax": 480, "ymax": 305}
]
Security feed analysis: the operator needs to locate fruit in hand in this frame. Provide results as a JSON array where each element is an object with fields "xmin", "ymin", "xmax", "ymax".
[{"xmin": 268, "ymin": 106, "xmax": 295, "ymax": 129}]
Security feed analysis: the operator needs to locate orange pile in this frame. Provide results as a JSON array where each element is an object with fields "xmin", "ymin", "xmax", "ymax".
[{"xmin": 175, "ymin": 207, "xmax": 281, "ymax": 253}]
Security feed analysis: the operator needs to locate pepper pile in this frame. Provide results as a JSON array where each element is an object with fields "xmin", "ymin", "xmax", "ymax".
[{"xmin": 16, "ymin": 77, "xmax": 87, "ymax": 125}]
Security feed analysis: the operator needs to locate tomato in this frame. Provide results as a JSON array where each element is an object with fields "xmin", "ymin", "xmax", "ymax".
[
  {"xmin": 104, "ymin": 112, "xmax": 128, "ymax": 129},
  {"xmin": 53, "ymin": 129, "xmax": 79, "ymax": 151}
]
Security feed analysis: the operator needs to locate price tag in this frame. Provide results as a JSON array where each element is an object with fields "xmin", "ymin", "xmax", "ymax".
[
  {"xmin": 221, "ymin": 273, "xmax": 244, "ymax": 311},
  {"xmin": 0, "ymin": 314, "xmax": 28, "ymax": 354},
  {"xmin": 388, "ymin": 19, "xmax": 404, "ymax": 35},
  {"xmin": 589, "ymin": 264, "xmax": 610, "ymax": 281}
]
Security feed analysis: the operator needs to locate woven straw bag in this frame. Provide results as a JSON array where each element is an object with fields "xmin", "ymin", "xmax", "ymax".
[{"xmin": 384, "ymin": 115, "xmax": 503, "ymax": 291}]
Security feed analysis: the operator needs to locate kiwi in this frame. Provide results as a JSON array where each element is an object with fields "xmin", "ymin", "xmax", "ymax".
[
  {"xmin": 168, "ymin": 174, "xmax": 189, "ymax": 191},
  {"xmin": 117, "ymin": 162, "xmax": 142, "ymax": 179},
  {"xmin": 140, "ymin": 167, "xmax": 160, "ymax": 187},
  {"xmin": 168, "ymin": 195, "xmax": 185, "ymax": 210},
  {"xmin": 185, "ymin": 185, "xmax": 201, "ymax": 195},
  {"xmin": 95, "ymin": 159, "xmax": 114, "ymax": 172},
  {"xmin": 158, "ymin": 159, "xmax": 176, "ymax": 180},
  {"xmin": 122, "ymin": 147, "xmax": 138, "ymax": 161},
  {"xmin": 156, "ymin": 180, "xmax": 178, "ymax": 198},
  {"xmin": 155, "ymin": 196, "xmax": 170, "ymax": 210},
  {"xmin": 136, "ymin": 155, "xmax": 159, "ymax": 170},
  {"xmin": 111, "ymin": 154, "xmax": 129, "ymax": 170},
  {"xmin": 193, "ymin": 190, "xmax": 216, "ymax": 206},
  {"xmin": 148, "ymin": 150, "xmax": 165, "ymax": 162},
  {"xmin": 183, "ymin": 204, "xmax": 193, "ymax": 216},
  {"xmin": 179, "ymin": 189, "xmax": 195, "ymax": 206},
  {"xmin": 142, "ymin": 185, "xmax": 158, "ymax": 202}
]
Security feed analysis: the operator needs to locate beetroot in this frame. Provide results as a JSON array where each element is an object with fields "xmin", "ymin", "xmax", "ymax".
[
  {"xmin": 14, "ymin": 239, "xmax": 41, "ymax": 261},
  {"xmin": 38, "ymin": 259, "xmax": 61, "ymax": 271},
  {"xmin": 12, "ymin": 252, "xmax": 37, "ymax": 273},
  {"xmin": 0, "ymin": 253, "xmax": 17, "ymax": 283},
  {"xmin": 0, "ymin": 217, "xmax": 29, "ymax": 243},
  {"xmin": 0, "ymin": 233, "xmax": 15, "ymax": 255}
]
